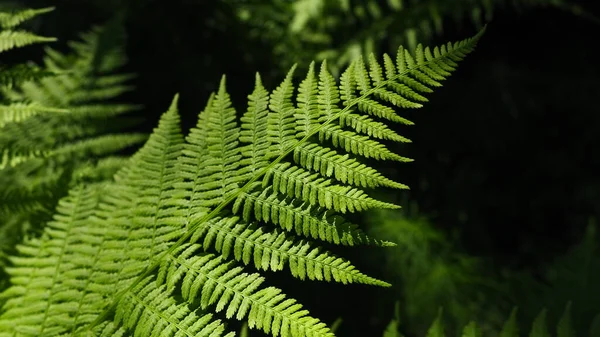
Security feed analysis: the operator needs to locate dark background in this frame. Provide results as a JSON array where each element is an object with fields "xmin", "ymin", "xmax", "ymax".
[{"xmin": 6, "ymin": 0, "xmax": 600, "ymax": 336}]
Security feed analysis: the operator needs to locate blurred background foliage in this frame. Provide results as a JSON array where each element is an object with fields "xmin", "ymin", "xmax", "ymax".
[{"xmin": 1, "ymin": 0, "xmax": 600, "ymax": 336}]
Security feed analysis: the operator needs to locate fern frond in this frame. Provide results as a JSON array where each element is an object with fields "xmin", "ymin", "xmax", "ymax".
[
  {"xmin": 96, "ymin": 29, "xmax": 481, "ymax": 334},
  {"xmin": 0, "ymin": 29, "xmax": 483, "ymax": 337},
  {"xmin": 0, "ymin": 102, "xmax": 67, "ymax": 127},
  {"xmin": 238, "ymin": 73, "xmax": 271, "ymax": 179},
  {"xmin": 0, "ymin": 185, "xmax": 103, "ymax": 335},
  {"xmin": 0, "ymin": 7, "xmax": 54, "ymax": 29},
  {"xmin": 115, "ymin": 276, "xmax": 234, "ymax": 337},
  {"xmin": 189, "ymin": 214, "xmax": 390, "ymax": 285},
  {"xmin": 233, "ymin": 182, "xmax": 394, "ymax": 246},
  {"xmin": 0, "ymin": 30, "xmax": 55, "ymax": 52},
  {"xmin": 0, "ymin": 97, "xmax": 183, "ymax": 335},
  {"xmin": 0, "ymin": 63, "xmax": 56, "ymax": 89},
  {"xmin": 158, "ymin": 243, "xmax": 333, "ymax": 337},
  {"xmin": 0, "ymin": 19, "xmax": 142, "ymax": 169}
]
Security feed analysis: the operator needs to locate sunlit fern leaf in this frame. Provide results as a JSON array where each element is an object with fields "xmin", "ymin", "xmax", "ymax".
[
  {"xmin": 0, "ymin": 185, "xmax": 104, "ymax": 335},
  {"xmin": 0, "ymin": 96, "xmax": 183, "ymax": 335},
  {"xmin": 114, "ymin": 276, "xmax": 234, "ymax": 337},
  {"xmin": 0, "ymin": 30, "xmax": 483, "ymax": 337},
  {"xmin": 0, "ymin": 6, "xmax": 54, "ymax": 29},
  {"xmin": 157, "ymin": 243, "xmax": 333, "ymax": 337},
  {"xmin": 0, "ymin": 30, "xmax": 54, "ymax": 53},
  {"xmin": 239, "ymin": 73, "xmax": 272, "ymax": 180},
  {"xmin": 189, "ymin": 214, "xmax": 390, "ymax": 285},
  {"xmin": 233, "ymin": 183, "xmax": 395, "ymax": 246}
]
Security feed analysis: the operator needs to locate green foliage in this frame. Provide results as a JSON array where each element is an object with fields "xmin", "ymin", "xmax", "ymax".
[
  {"xmin": 363, "ymin": 204, "xmax": 506, "ymax": 335},
  {"xmin": 0, "ymin": 6, "xmax": 55, "ymax": 53},
  {"xmin": 0, "ymin": 9, "xmax": 145, "ymax": 292},
  {"xmin": 231, "ymin": 0, "xmax": 585, "ymax": 75},
  {"xmin": 506, "ymin": 221, "xmax": 600, "ymax": 335},
  {"xmin": 0, "ymin": 7, "xmax": 56, "ymax": 89},
  {"xmin": 382, "ymin": 304, "xmax": 599, "ymax": 337},
  {"xmin": 0, "ymin": 25, "xmax": 484, "ymax": 336}
]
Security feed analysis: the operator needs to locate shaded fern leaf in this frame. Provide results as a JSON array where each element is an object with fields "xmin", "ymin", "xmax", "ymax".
[
  {"xmin": 0, "ymin": 63, "xmax": 56, "ymax": 89},
  {"xmin": 381, "ymin": 304, "xmax": 596, "ymax": 337},
  {"xmin": 235, "ymin": 0, "xmax": 584, "ymax": 75}
]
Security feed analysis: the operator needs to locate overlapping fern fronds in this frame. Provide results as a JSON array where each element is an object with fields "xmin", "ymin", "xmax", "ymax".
[
  {"xmin": 0, "ymin": 10, "xmax": 145, "ymax": 290},
  {"xmin": 0, "ymin": 24, "xmax": 484, "ymax": 336},
  {"xmin": 232, "ymin": 0, "xmax": 587, "ymax": 74},
  {"xmin": 0, "ymin": 7, "xmax": 58, "ymax": 127},
  {"xmin": 0, "ymin": 19, "xmax": 144, "ymax": 209}
]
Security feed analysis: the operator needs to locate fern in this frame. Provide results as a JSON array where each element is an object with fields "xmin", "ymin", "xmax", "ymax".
[
  {"xmin": 0, "ymin": 26, "xmax": 484, "ymax": 336},
  {"xmin": 0, "ymin": 18, "xmax": 143, "ymax": 212},
  {"xmin": 233, "ymin": 0, "xmax": 589, "ymax": 75},
  {"xmin": 0, "ymin": 11, "xmax": 146, "ymax": 293},
  {"xmin": 0, "ymin": 7, "xmax": 57, "ymax": 89}
]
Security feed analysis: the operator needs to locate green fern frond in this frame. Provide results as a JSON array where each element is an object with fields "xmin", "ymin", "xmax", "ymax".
[
  {"xmin": 189, "ymin": 214, "xmax": 390, "ymax": 285},
  {"xmin": 0, "ymin": 29, "xmax": 483, "ymax": 337},
  {"xmin": 0, "ymin": 19, "xmax": 141, "ymax": 170},
  {"xmin": 0, "ymin": 30, "xmax": 54, "ymax": 53},
  {"xmin": 115, "ymin": 276, "xmax": 235, "ymax": 337},
  {"xmin": 159, "ymin": 243, "xmax": 333, "ymax": 337},
  {"xmin": 0, "ymin": 7, "xmax": 56, "ymax": 91},
  {"xmin": 0, "ymin": 185, "xmax": 104, "ymax": 335},
  {"xmin": 0, "ymin": 6, "xmax": 54, "ymax": 29},
  {"xmin": 233, "ymin": 182, "xmax": 394, "ymax": 246},
  {"xmin": 0, "ymin": 102, "xmax": 67, "ymax": 127},
  {"xmin": 0, "ymin": 63, "xmax": 56, "ymax": 89},
  {"xmin": 93, "ymin": 29, "xmax": 482, "ymax": 335},
  {"xmin": 0, "ymin": 13, "xmax": 145, "ymax": 299}
]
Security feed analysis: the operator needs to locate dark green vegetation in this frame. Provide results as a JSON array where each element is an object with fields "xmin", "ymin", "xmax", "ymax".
[{"xmin": 0, "ymin": 1, "xmax": 599, "ymax": 336}]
